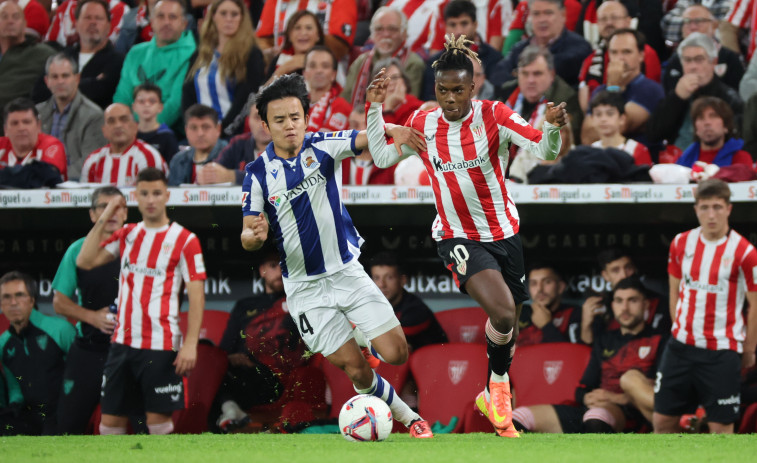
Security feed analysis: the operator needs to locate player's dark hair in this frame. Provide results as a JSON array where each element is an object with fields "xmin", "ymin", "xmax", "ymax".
[
  {"xmin": 136, "ymin": 167, "xmax": 168, "ymax": 185},
  {"xmin": 608, "ymin": 28, "xmax": 646, "ymax": 52},
  {"xmin": 184, "ymin": 104, "xmax": 219, "ymax": 125},
  {"xmin": 611, "ymin": 275, "xmax": 647, "ymax": 300},
  {"xmin": 91, "ymin": 186, "xmax": 125, "ymax": 210},
  {"xmin": 0, "ymin": 270, "xmax": 38, "ymax": 303},
  {"xmin": 691, "ymin": 96, "xmax": 735, "ymax": 142},
  {"xmin": 597, "ymin": 247, "xmax": 633, "ymax": 271},
  {"xmin": 3, "ymin": 98, "xmax": 39, "ymax": 125},
  {"xmin": 444, "ymin": 0, "xmax": 476, "ymax": 22},
  {"xmin": 367, "ymin": 251, "xmax": 406, "ymax": 276},
  {"xmin": 589, "ymin": 91, "xmax": 626, "ymax": 115},
  {"xmin": 255, "ymin": 73, "xmax": 310, "ymax": 124},
  {"xmin": 694, "ymin": 178, "xmax": 731, "ymax": 204},
  {"xmin": 431, "ymin": 34, "xmax": 480, "ymax": 79},
  {"xmin": 527, "ymin": 262, "xmax": 563, "ymax": 282},
  {"xmin": 75, "ymin": 0, "xmax": 111, "ymax": 21},
  {"xmin": 305, "ymin": 45, "xmax": 338, "ymax": 71},
  {"xmin": 133, "ymin": 82, "xmax": 163, "ymax": 102}
]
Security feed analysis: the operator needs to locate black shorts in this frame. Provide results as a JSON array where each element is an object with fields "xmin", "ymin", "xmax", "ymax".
[
  {"xmin": 437, "ymin": 235, "xmax": 528, "ymax": 303},
  {"xmin": 101, "ymin": 344, "xmax": 186, "ymax": 416},
  {"xmin": 654, "ymin": 338, "xmax": 742, "ymax": 424}
]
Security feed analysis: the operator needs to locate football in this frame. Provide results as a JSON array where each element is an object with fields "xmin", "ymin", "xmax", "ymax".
[{"xmin": 338, "ymin": 394, "xmax": 393, "ymax": 442}]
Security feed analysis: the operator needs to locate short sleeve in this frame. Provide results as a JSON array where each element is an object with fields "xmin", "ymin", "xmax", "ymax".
[
  {"xmin": 101, "ymin": 226, "xmax": 125, "ymax": 257},
  {"xmin": 740, "ymin": 245, "xmax": 757, "ymax": 292},
  {"xmin": 310, "ymin": 130, "xmax": 359, "ymax": 163},
  {"xmin": 180, "ymin": 234, "xmax": 206, "ymax": 283},
  {"xmin": 668, "ymin": 234, "xmax": 683, "ymax": 279},
  {"xmin": 52, "ymin": 239, "xmax": 83, "ymax": 299},
  {"xmin": 242, "ymin": 169, "xmax": 265, "ymax": 216}
]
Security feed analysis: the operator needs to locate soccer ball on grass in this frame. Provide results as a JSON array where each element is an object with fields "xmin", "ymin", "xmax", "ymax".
[{"xmin": 338, "ymin": 394, "xmax": 393, "ymax": 442}]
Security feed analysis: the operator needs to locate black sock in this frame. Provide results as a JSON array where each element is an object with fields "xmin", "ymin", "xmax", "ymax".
[
  {"xmin": 583, "ymin": 419, "xmax": 615, "ymax": 433},
  {"xmin": 512, "ymin": 418, "xmax": 528, "ymax": 433},
  {"xmin": 486, "ymin": 334, "xmax": 516, "ymax": 377}
]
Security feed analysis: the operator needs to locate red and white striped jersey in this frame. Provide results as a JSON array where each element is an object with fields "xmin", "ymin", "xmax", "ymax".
[
  {"xmin": 668, "ymin": 227, "xmax": 757, "ymax": 352},
  {"xmin": 0, "ymin": 133, "xmax": 68, "ymax": 180},
  {"xmin": 80, "ymin": 139, "xmax": 168, "ymax": 186},
  {"xmin": 591, "ymin": 139, "xmax": 653, "ymax": 166},
  {"xmin": 103, "ymin": 222, "xmax": 206, "ymax": 351},
  {"xmin": 728, "ymin": 0, "xmax": 757, "ymax": 59},
  {"xmin": 46, "ymin": 0, "xmax": 129, "ymax": 48},
  {"xmin": 387, "ymin": 0, "xmax": 513, "ymax": 53},
  {"xmin": 405, "ymin": 99, "xmax": 559, "ymax": 242}
]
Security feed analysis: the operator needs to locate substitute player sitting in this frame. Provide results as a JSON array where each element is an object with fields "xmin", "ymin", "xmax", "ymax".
[
  {"xmin": 365, "ymin": 34, "xmax": 568, "ymax": 438},
  {"xmin": 240, "ymin": 74, "xmax": 433, "ymax": 438}
]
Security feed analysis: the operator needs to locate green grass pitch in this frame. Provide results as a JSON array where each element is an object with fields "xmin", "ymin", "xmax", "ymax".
[{"xmin": 2, "ymin": 433, "xmax": 757, "ymax": 463}]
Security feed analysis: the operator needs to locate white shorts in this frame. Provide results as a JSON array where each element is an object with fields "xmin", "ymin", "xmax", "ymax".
[{"xmin": 283, "ymin": 261, "xmax": 400, "ymax": 357}]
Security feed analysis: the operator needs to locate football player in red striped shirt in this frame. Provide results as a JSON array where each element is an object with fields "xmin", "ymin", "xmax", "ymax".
[
  {"xmin": 77, "ymin": 168, "xmax": 206, "ymax": 435},
  {"xmin": 655, "ymin": 179, "xmax": 757, "ymax": 434},
  {"xmin": 366, "ymin": 33, "xmax": 568, "ymax": 438}
]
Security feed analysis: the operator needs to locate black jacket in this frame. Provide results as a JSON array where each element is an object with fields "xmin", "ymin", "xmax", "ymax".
[
  {"xmin": 528, "ymin": 146, "xmax": 651, "ymax": 184},
  {"xmin": 32, "ymin": 42, "xmax": 124, "ymax": 109}
]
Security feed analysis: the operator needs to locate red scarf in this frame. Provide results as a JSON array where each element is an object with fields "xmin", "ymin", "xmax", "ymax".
[
  {"xmin": 350, "ymin": 46, "xmax": 411, "ymax": 108},
  {"xmin": 307, "ymin": 84, "xmax": 342, "ymax": 132}
]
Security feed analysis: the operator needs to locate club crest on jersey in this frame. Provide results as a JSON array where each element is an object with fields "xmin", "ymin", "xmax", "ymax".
[
  {"xmin": 638, "ymin": 346, "xmax": 651, "ymax": 359},
  {"xmin": 162, "ymin": 242, "xmax": 173, "ymax": 254},
  {"xmin": 543, "ymin": 360, "xmax": 563, "ymax": 385},
  {"xmin": 457, "ymin": 261, "xmax": 467, "ymax": 275},
  {"xmin": 471, "ymin": 123, "xmax": 485, "ymax": 139},
  {"xmin": 268, "ymin": 195, "xmax": 281, "ymax": 208},
  {"xmin": 721, "ymin": 255, "xmax": 733, "ymax": 270},
  {"xmin": 448, "ymin": 360, "xmax": 468, "ymax": 385},
  {"xmin": 303, "ymin": 154, "xmax": 320, "ymax": 169}
]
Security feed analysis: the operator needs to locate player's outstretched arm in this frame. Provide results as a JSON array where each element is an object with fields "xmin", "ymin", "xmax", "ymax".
[
  {"xmin": 76, "ymin": 196, "xmax": 122, "ymax": 270},
  {"xmin": 362, "ymin": 68, "xmax": 425, "ymax": 166},
  {"xmin": 241, "ymin": 214, "xmax": 268, "ymax": 251}
]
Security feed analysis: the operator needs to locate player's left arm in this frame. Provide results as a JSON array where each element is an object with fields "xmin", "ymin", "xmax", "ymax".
[{"xmin": 175, "ymin": 279, "xmax": 205, "ymax": 375}]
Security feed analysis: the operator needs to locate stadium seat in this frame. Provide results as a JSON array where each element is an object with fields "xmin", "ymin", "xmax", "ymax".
[
  {"xmin": 173, "ymin": 342, "xmax": 229, "ymax": 433},
  {"xmin": 738, "ymin": 403, "xmax": 757, "ymax": 434},
  {"xmin": 409, "ymin": 343, "xmax": 488, "ymax": 433},
  {"xmin": 179, "ymin": 310, "xmax": 230, "ymax": 347},
  {"xmin": 434, "ymin": 307, "xmax": 488, "ymax": 344},
  {"xmin": 0, "ymin": 313, "xmax": 8, "ymax": 333},
  {"xmin": 509, "ymin": 342, "xmax": 592, "ymax": 408}
]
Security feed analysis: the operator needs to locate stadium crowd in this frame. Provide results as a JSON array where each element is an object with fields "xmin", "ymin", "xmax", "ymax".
[{"xmin": 1, "ymin": 0, "xmax": 757, "ymax": 437}]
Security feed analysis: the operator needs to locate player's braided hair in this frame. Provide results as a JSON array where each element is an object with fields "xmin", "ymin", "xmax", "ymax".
[{"xmin": 431, "ymin": 33, "xmax": 481, "ymax": 77}]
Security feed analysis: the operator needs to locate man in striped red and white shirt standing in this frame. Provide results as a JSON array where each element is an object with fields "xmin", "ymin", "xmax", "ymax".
[
  {"xmin": 366, "ymin": 33, "xmax": 568, "ymax": 438},
  {"xmin": 80, "ymin": 103, "xmax": 168, "ymax": 185},
  {"xmin": 77, "ymin": 167, "xmax": 206, "ymax": 435},
  {"xmin": 654, "ymin": 179, "xmax": 757, "ymax": 434}
]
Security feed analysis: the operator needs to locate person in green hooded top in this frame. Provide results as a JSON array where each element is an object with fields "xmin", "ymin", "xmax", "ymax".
[{"xmin": 113, "ymin": 0, "xmax": 196, "ymax": 132}]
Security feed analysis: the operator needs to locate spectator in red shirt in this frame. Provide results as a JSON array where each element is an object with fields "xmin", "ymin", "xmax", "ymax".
[
  {"xmin": 0, "ymin": 98, "xmax": 67, "ymax": 181},
  {"xmin": 303, "ymin": 45, "xmax": 351, "ymax": 133},
  {"xmin": 676, "ymin": 96, "xmax": 754, "ymax": 171},
  {"xmin": 256, "ymin": 0, "xmax": 355, "ymax": 63},
  {"xmin": 15, "ymin": 0, "xmax": 50, "ymax": 39},
  {"xmin": 263, "ymin": 10, "xmax": 324, "ymax": 86}
]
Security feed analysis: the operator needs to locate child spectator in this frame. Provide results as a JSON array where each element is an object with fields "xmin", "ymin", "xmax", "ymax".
[
  {"xmin": 133, "ymin": 83, "xmax": 179, "ymax": 163},
  {"xmin": 589, "ymin": 91, "xmax": 652, "ymax": 166}
]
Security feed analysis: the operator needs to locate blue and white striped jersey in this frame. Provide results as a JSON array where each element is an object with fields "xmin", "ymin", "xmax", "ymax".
[{"xmin": 242, "ymin": 130, "xmax": 364, "ymax": 281}]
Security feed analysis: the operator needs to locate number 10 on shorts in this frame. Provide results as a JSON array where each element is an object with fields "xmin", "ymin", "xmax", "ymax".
[{"xmin": 450, "ymin": 245, "xmax": 470, "ymax": 276}]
